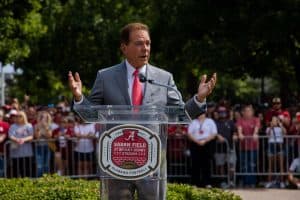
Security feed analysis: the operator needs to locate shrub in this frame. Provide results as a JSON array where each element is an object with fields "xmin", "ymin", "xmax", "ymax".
[{"xmin": 0, "ymin": 175, "xmax": 241, "ymax": 200}]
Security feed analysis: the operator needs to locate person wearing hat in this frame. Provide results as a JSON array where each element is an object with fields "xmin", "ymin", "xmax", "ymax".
[
  {"xmin": 7, "ymin": 109, "xmax": 18, "ymax": 125},
  {"xmin": 265, "ymin": 97, "xmax": 291, "ymax": 126},
  {"xmin": 214, "ymin": 106, "xmax": 237, "ymax": 188}
]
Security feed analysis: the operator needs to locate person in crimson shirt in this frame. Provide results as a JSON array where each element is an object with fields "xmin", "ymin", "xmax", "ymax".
[
  {"xmin": 167, "ymin": 124, "xmax": 188, "ymax": 181},
  {"xmin": 0, "ymin": 109, "xmax": 9, "ymax": 177},
  {"xmin": 265, "ymin": 97, "xmax": 291, "ymax": 126},
  {"xmin": 167, "ymin": 124, "xmax": 188, "ymax": 160},
  {"xmin": 288, "ymin": 114, "xmax": 300, "ymax": 161},
  {"xmin": 236, "ymin": 104, "xmax": 261, "ymax": 187},
  {"xmin": 52, "ymin": 117, "xmax": 73, "ymax": 175}
]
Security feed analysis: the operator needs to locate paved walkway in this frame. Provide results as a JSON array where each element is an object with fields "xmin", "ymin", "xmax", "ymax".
[{"xmin": 230, "ymin": 189, "xmax": 300, "ymax": 200}]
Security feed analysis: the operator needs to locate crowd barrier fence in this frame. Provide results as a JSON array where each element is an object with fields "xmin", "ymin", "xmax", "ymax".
[{"xmin": 1, "ymin": 134, "xmax": 299, "ymax": 188}]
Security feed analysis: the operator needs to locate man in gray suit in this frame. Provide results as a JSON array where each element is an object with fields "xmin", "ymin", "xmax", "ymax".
[{"xmin": 69, "ymin": 22, "xmax": 216, "ymax": 200}]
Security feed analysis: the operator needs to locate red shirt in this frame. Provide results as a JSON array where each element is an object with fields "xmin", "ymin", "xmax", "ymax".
[
  {"xmin": 289, "ymin": 125, "xmax": 300, "ymax": 145},
  {"xmin": 0, "ymin": 121, "xmax": 10, "ymax": 153},
  {"xmin": 52, "ymin": 127, "xmax": 73, "ymax": 151},
  {"xmin": 168, "ymin": 124, "xmax": 188, "ymax": 136},
  {"xmin": 265, "ymin": 109, "xmax": 290, "ymax": 125},
  {"xmin": 236, "ymin": 117, "xmax": 260, "ymax": 150},
  {"xmin": 52, "ymin": 127, "xmax": 73, "ymax": 138}
]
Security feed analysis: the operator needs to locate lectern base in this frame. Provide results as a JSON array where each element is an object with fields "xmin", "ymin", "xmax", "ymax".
[{"xmin": 100, "ymin": 178, "xmax": 166, "ymax": 200}]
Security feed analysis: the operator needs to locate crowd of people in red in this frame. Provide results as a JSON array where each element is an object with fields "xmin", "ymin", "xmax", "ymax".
[
  {"xmin": 0, "ymin": 96, "xmax": 299, "ymax": 189},
  {"xmin": 0, "ymin": 96, "xmax": 100, "ymax": 178},
  {"xmin": 168, "ymin": 97, "xmax": 300, "ymax": 189}
]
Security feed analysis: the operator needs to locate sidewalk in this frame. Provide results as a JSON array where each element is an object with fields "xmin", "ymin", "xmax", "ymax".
[{"xmin": 230, "ymin": 189, "xmax": 300, "ymax": 200}]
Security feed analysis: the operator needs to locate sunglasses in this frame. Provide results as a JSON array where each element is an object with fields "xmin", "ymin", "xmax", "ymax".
[{"xmin": 273, "ymin": 102, "xmax": 281, "ymax": 105}]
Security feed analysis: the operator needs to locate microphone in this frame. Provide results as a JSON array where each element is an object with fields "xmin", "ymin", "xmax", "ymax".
[
  {"xmin": 138, "ymin": 73, "xmax": 184, "ymax": 106},
  {"xmin": 138, "ymin": 73, "xmax": 149, "ymax": 83}
]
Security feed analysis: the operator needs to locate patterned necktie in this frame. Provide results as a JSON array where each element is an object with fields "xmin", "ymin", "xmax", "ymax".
[{"xmin": 132, "ymin": 69, "xmax": 143, "ymax": 105}]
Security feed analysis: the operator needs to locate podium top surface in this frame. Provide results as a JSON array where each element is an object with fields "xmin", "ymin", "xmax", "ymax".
[{"xmin": 73, "ymin": 105, "xmax": 191, "ymax": 124}]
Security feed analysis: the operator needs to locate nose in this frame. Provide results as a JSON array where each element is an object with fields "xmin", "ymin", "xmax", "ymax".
[{"xmin": 142, "ymin": 43, "xmax": 148, "ymax": 50}]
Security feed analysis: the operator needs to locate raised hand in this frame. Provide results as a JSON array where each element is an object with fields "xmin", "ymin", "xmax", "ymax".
[
  {"xmin": 197, "ymin": 73, "xmax": 217, "ymax": 102},
  {"xmin": 68, "ymin": 71, "xmax": 82, "ymax": 101}
]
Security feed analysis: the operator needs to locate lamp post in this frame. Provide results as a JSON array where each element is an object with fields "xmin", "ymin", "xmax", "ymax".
[{"xmin": 0, "ymin": 62, "xmax": 23, "ymax": 106}]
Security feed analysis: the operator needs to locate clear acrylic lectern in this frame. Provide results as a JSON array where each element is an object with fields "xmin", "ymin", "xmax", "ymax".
[{"xmin": 74, "ymin": 105, "xmax": 191, "ymax": 200}]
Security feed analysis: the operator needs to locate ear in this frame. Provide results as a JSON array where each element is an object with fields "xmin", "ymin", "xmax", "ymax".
[{"xmin": 120, "ymin": 43, "xmax": 126, "ymax": 54}]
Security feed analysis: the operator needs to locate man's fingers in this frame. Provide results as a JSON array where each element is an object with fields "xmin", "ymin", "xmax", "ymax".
[
  {"xmin": 213, "ymin": 72, "xmax": 217, "ymax": 83},
  {"xmin": 68, "ymin": 71, "xmax": 74, "ymax": 80},
  {"xmin": 74, "ymin": 72, "xmax": 81, "ymax": 82},
  {"xmin": 200, "ymin": 74, "xmax": 207, "ymax": 85},
  {"xmin": 212, "ymin": 72, "xmax": 217, "ymax": 86},
  {"xmin": 208, "ymin": 73, "xmax": 217, "ymax": 89},
  {"xmin": 68, "ymin": 71, "xmax": 75, "ymax": 88}
]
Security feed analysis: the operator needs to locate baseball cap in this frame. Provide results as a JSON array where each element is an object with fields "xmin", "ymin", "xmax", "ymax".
[
  {"xmin": 8, "ymin": 109, "xmax": 18, "ymax": 117},
  {"xmin": 272, "ymin": 97, "xmax": 281, "ymax": 104},
  {"xmin": 217, "ymin": 106, "xmax": 227, "ymax": 112}
]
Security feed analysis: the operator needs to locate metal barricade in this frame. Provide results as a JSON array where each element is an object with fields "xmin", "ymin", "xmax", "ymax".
[
  {"xmin": 233, "ymin": 135, "xmax": 300, "ymax": 187},
  {"xmin": 1, "ymin": 133, "xmax": 195, "ymax": 181},
  {"xmin": 167, "ymin": 133, "xmax": 191, "ymax": 182},
  {"xmin": 2, "ymin": 138, "xmax": 99, "ymax": 179},
  {"xmin": 210, "ymin": 138, "xmax": 233, "ymax": 187},
  {"xmin": 166, "ymin": 130, "xmax": 233, "ymax": 187},
  {"xmin": 2, "ymin": 133, "xmax": 299, "ymax": 189}
]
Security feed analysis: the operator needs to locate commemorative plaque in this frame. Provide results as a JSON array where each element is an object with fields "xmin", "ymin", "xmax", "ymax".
[{"xmin": 99, "ymin": 124, "xmax": 161, "ymax": 180}]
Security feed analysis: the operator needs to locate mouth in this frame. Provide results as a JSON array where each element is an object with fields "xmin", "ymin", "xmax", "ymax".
[{"xmin": 139, "ymin": 55, "xmax": 148, "ymax": 59}]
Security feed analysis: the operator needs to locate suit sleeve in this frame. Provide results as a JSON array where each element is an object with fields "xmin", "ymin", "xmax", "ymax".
[{"xmin": 185, "ymin": 97, "xmax": 207, "ymax": 119}]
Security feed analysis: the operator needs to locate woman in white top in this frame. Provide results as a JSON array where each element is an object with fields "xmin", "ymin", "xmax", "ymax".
[
  {"xmin": 265, "ymin": 116, "xmax": 287, "ymax": 188},
  {"xmin": 74, "ymin": 117, "xmax": 96, "ymax": 176},
  {"xmin": 187, "ymin": 113, "xmax": 217, "ymax": 187},
  {"xmin": 8, "ymin": 111, "xmax": 34, "ymax": 177}
]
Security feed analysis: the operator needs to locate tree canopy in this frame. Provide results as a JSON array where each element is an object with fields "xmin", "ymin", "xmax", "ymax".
[{"xmin": 1, "ymin": 0, "xmax": 299, "ymax": 105}]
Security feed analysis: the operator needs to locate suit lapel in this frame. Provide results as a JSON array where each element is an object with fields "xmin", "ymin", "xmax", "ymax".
[
  {"xmin": 115, "ymin": 61, "xmax": 131, "ymax": 105},
  {"xmin": 143, "ymin": 64, "xmax": 158, "ymax": 105}
]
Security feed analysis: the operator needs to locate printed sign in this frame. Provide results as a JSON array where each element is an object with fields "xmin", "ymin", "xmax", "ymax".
[{"xmin": 99, "ymin": 124, "xmax": 161, "ymax": 180}]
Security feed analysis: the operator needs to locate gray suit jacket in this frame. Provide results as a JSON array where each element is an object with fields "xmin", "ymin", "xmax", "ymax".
[{"xmin": 79, "ymin": 61, "xmax": 206, "ymax": 119}]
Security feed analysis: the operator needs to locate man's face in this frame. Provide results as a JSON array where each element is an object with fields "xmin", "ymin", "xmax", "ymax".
[
  {"xmin": 242, "ymin": 107, "xmax": 254, "ymax": 118},
  {"xmin": 121, "ymin": 30, "xmax": 151, "ymax": 68},
  {"xmin": 272, "ymin": 102, "xmax": 281, "ymax": 110}
]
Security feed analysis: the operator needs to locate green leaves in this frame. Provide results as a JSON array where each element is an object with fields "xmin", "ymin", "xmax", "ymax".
[
  {"xmin": 0, "ymin": 0, "xmax": 46, "ymax": 63},
  {"xmin": 0, "ymin": 175, "xmax": 241, "ymax": 200}
]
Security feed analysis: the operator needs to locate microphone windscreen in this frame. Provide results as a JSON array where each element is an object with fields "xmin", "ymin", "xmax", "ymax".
[{"xmin": 138, "ymin": 73, "xmax": 147, "ymax": 83}]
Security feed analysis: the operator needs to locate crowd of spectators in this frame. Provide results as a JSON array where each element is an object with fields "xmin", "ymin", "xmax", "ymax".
[
  {"xmin": 184, "ymin": 97, "xmax": 300, "ymax": 189},
  {"xmin": 0, "ymin": 95, "xmax": 299, "ymax": 190},
  {"xmin": 0, "ymin": 96, "xmax": 100, "ymax": 178}
]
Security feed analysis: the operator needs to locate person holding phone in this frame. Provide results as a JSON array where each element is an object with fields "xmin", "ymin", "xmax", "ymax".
[{"xmin": 34, "ymin": 111, "xmax": 53, "ymax": 177}]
